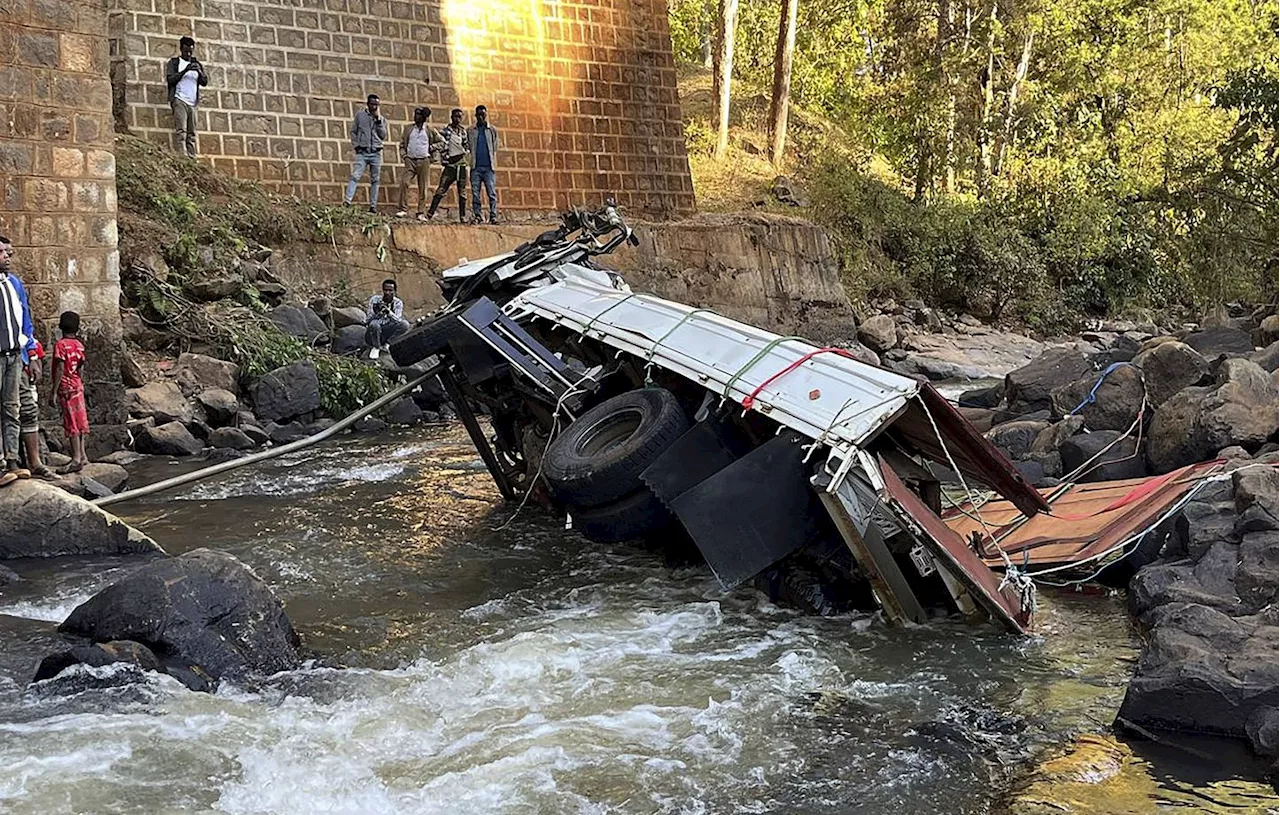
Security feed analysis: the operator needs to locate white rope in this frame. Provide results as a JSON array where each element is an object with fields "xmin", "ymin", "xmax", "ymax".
[
  {"xmin": 913, "ymin": 393, "xmax": 1038, "ymax": 616},
  {"xmin": 492, "ymin": 370, "xmax": 599, "ymax": 531}
]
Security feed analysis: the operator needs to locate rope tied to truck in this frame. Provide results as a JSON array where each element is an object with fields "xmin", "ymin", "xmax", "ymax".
[{"xmin": 642, "ymin": 308, "xmax": 714, "ymax": 385}]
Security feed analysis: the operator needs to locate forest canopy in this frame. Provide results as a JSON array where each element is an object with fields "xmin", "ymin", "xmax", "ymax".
[{"xmin": 671, "ymin": 0, "xmax": 1278, "ymax": 325}]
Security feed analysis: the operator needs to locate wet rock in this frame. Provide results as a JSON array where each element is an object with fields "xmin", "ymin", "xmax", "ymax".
[
  {"xmin": 0, "ymin": 564, "xmax": 18, "ymax": 586},
  {"xmin": 78, "ymin": 462, "xmax": 128, "ymax": 493},
  {"xmin": 241, "ymin": 424, "xmax": 269, "ymax": 445},
  {"xmin": 1182, "ymin": 327, "xmax": 1255, "ymax": 358},
  {"xmin": 127, "ymin": 381, "xmax": 194, "ymax": 425},
  {"xmin": 986, "ymin": 420, "xmax": 1050, "ymax": 460},
  {"xmin": 34, "ymin": 640, "xmax": 161, "ymax": 683},
  {"xmin": 1247, "ymin": 707, "xmax": 1279, "ymax": 759},
  {"xmin": 957, "ymin": 384, "xmax": 1002, "ymax": 409},
  {"xmin": 174, "ymin": 352, "xmax": 240, "ymax": 396},
  {"xmin": 1004, "ymin": 347, "xmax": 1091, "ymax": 413},
  {"xmin": 353, "ymin": 415, "xmax": 388, "ymax": 433},
  {"xmin": 194, "ymin": 387, "xmax": 239, "ymax": 426},
  {"xmin": 385, "ymin": 396, "xmax": 423, "ymax": 426},
  {"xmin": 1059, "ymin": 431, "xmax": 1146, "ymax": 481},
  {"xmin": 267, "ymin": 304, "xmax": 330, "ymax": 345},
  {"xmin": 331, "ymin": 325, "xmax": 366, "ymax": 356},
  {"xmin": 134, "ymin": 421, "xmax": 203, "ymax": 457},
  {"xmin": 332, "ymin": 306, "xmax": 367, "ymax": 329},
  {"xmin": 1049, "ymin": 364, "xmax": 1144, "ymax": 430},
  {"xmin": 1136, "ymin": 337, "xmax": 1203, "ymax": 404},
  {"xmin": 251, "ymin": 361, "xmax": 322, "ymax": 422},
  {"xmin": 0, "ymin": 480, "xmax": 162, "ymax": 558},
  {"xmin": 210, "ymin": 426, "xmax": 255, "ymax": 451},
  {"xmin": 856, "ymin": 314, "xmax": 898, "ymax": 354},
  {"xmin": 265, "ymin": 421, "xmax": 308, "ymax": 444},
  {"xmin": 58, "ymin": 549, "xmax": 302, "ymax": 691}
]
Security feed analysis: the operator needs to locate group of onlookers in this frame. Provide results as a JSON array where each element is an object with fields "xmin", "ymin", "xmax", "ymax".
[
  {"xmin": 165, "ymin": 37, "xmax": 501, "ymax": 225},
  {"xmin": 1, "ymin": 238, "xmax": 91, "ymax": 488}
]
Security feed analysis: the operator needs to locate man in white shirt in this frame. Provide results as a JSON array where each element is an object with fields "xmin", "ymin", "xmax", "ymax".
[
  {"xmin": 164, "ymin": 36, "xmax": 209, "ymax": 158},
  {"xmin": 396, "ymin": 107, "xmax": 441, "ymax": 220}
]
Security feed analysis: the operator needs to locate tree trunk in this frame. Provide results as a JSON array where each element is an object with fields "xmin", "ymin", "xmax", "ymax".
[
  {"xmin": 993, "ymin": 30, "xmax": 1034, "ymax": 178},
  {"xmin": 768, "ymin": 0, "xmax": 799, "ymax": 166},
  {"xmin": 974, "ymin": 0, "xmax": 999, "ymax": 196},
  {"xmin": 713, "ymin": 0, "xmax": 739, "ymax": 160}
]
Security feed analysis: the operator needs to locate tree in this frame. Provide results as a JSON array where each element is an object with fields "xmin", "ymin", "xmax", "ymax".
[
  {"xmin": 768, "ymin": 0, "xmax": 800, "ymax": 165},
  {"xmin": 713, "ymin": 0, "xmax": 741, "ymax": 159}
]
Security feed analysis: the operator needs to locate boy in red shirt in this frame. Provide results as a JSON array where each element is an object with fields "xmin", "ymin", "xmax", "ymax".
[{"xmin": 51, "ymin": 311, "xmax": 89, "ymax": 473}]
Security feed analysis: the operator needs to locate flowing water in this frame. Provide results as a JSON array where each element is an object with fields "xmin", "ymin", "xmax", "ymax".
[{"xmin": 0, "ymin": 427, "xmax": 1272, "ymax": 814}]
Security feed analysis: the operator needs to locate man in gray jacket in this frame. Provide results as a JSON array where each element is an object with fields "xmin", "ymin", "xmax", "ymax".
[
  {"xmin": 344, "ymin": 94, "xmax": 389, "ymax": 213},
  {"xmin": 164, "ymin": 36, "xmax": 209, "ymax": 158},
  {"xmin": 467, "ymin": 105, "xmax": 500, "ymax": 224}
]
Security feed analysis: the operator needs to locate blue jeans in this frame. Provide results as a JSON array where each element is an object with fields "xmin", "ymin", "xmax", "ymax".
[
  {"xmin": 470, "ymin": 167, "xmax": 497, "ymax": 219},
  {"xmin": 344, "ymin": 150, "xmax": 383, "ymax": 207}
]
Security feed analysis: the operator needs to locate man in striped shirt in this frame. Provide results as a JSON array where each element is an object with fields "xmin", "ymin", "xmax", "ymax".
[{"xmin": 0, "ymin": 235, "xmax": 38, "ymax": 485}]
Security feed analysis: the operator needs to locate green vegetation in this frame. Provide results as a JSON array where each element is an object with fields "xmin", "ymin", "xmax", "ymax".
[
  {"xmin": 672, "ymin": 0, "xmax": 1277, "ymax": 327},
  {"xmin": 116, "ymin": 135, "xmax": 391, "ymax": 416}
]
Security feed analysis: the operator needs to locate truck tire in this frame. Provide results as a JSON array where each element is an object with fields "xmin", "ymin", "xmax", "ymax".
[
  {"xmin": 543, "ymin": 387, "xmax": 689, "ymax": 507},
  {"xmin": 572, "ymin": 488, "xmax": 675, "ymax": 543},
  {"xmin": 389, "ymin": 308, "xmax": 470, "ymax": 366}
]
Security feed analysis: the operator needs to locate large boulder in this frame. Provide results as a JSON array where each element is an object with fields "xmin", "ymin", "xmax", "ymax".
[
  {"xmin": 1147, "ymin": 360, "xmax": 1279, "ymax": 473},
  {"xmin": 1049, "ymin": 364, "xmax": 1144, "ymax": 431},
  {"xmin": 126, "ymin": 381, "xmax": 194, "ymax": 425},
  {"xmin": 1031, "ymin": 415, "xmax": 1085, "ymax": 456},
  {"xmin": 985, "ymin": 420, "xmax": 1050, "ymax": 461},
  {"xmin": 856, "ymin": 314, "xmax": 898, "ymax": 354},
  {"xmin": 174, "ymin": 352, "xmax": 241, "ymax": 396},
  {"xmin": 54, "ymin": 549, "xmax": 301, "ymax": 691},
  {"xmin": 1251, "ymin": 341, "xmax": 1278, "ymax": 373},
  {"xmin": 1059, "ymin": 431, "xmax": 1146, "ymax": 482},
  {"xmin": 331, "ymin": 325, "xmax": 367, "ymax": 356},
  {"xmin": 1131, "ymin": 341, "xmax": 1210, "ymax": 408},
  {"xmin": 331, "ymin": 306, "xmax": 367, "ymax": 329},
  {"xmin": 194, "ymin": 387, "xmax": 240, "ymax": 426},
  {"xmin": 268, "ymin": 304, "xmax": 330, "ymax": 345},
  {"xmin": 1005, "ymin": 348, "xmax": 1092, "ymax": 413},
  {"xmin": 0, "ymin": 480, "xmax": 162, "ymax": 558},
  {"xmin": 133, "ymin": 421, "xmax": 203, "ymax": 456},
  {"xmin": 210, "ymin": 426, "xmax": 256, "ymax": 451},
  {"xmin": 251, "ymin": 361, "xmax": 322, "ymax": 422},
  {"xmin": 1182, "ymin": 327, "xmax": 1254, "ymax": 359},
  {"xmin": 385, "ymin": 396, "xmax": 423, "ymax": 426}
]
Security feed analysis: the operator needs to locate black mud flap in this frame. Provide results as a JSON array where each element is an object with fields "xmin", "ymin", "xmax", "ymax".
[
  {"xmin": 641, "ymin": 416, "xmax": 751, "ymax": 506},
  {"xmin": 661, "ymin": 431, "xmax": 822, "ymax": 589}
]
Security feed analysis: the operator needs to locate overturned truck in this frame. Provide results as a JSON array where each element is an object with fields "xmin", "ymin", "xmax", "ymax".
[{"xmin": 390, "ymin": 203, "xmax": 1052, "ymax": 634}]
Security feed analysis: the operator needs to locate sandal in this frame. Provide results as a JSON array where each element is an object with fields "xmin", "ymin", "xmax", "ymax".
[
  {"xmin": 30, "ymin": 464, "xmax": 57, "ymax": 480},
  {"xmin": 8, "ymin": 468, "xmax": 30, "ymax": 479},
  {"xmin": 0, "ymin": 472, "xmax": 17, "ymax": 488},
  {"xmin": 56, "ymin": 461, "xmax": 83, "ymax": 475}
]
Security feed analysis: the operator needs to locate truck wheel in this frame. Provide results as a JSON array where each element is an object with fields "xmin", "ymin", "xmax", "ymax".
[
  {"xmin": 389, "ymin": 307, "xmax": 470, "ymax": 366},
  {"xmin": 572, "ymin": 488, "xmax": 676, "ymax": 543},
  {"xmin": 543, "ymin": 387, "xmax": 689, "ymax": 507}
]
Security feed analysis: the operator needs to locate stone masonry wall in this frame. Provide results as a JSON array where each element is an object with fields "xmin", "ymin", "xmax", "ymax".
[
  {"xmin": 0, "ymin": 0, "xmax": 128, "ymax": 449},
  {"xmin": 107, "ymin": 0, "xmax": 696, "ymax": 218}
]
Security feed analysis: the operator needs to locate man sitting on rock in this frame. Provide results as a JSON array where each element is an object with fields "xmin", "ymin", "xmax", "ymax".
[{"xmin": 365, "ymin": 278, "xmax": 409, "ymax": 359}]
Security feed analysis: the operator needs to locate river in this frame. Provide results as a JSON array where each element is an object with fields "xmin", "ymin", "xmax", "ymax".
[{"xmin": 0, "ymin": 426, "xmax": 1272, "ymax": 813}]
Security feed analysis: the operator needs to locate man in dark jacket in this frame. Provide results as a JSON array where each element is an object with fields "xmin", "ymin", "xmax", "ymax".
[
  {"xmin": 164, "ymin": 36, "xmax": 209, "ymax": 158},
  {"xmin": 344, "ymin": 94, "xmax": 389, "ymax": 213}
]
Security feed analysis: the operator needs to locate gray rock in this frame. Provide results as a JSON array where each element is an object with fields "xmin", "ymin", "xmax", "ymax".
[
  {"xmin": 857, "ymin": 314, "xmax": 898, "ymax": 354},
  {"xmin": 1059, "ymin": 431, "xmax": 1146, "ymax": 481},
  {"xmin": 1132, "ymin": 341, "xmax": 1211, "ymax": 407},
  {"xmin": 958, "ymin": 384, "xmax": 1003, "ymax": 409},
  {"xmin": 1251, "ymin": 340, "xmax": 1278, "ymax": 372},
  {"xmin": 836, "ymin": 339, "xmax": 880, "ymax": 367},
  {"xmin": 251, "ymin": 361, "xmax": 322, "ymax": 422},
  {"xmin": 1147, "ymin": 362, "xmax": 1278, "ymax": 474},
  {"xmin": 210, "ymin": 426, "xmax": 256, "ymax": 451},
  {"xmin": 0, "ymin": 480, "xmax": 162, "ymax": 558},
  {"xmin": 985, "ymin": 420, "xmax": 1050, "ymax": 460},
  {"xmin": 127, "ymin": 381, "xmax": 194, "ymax": 425},
  {"xmin": 1049, "ymin": 364, "xmax": 1144, "ymax": 430},
  {"xmin": 1004, "ymin": 347, "xmax": 1092, "ymax": 413},
  {"xmin": 34, "ymin": 640, "xmax": 161, "ymax": 684},
  {"xmin": 241, "ymin": 424, "xmax": 270, "ymax": 445},
  {"xmin": 332, "ymin": 306, "xmax": 367, "ymax": 329},
  {"xmin": 58, "ymin": 549, "xmax": 301, "ymax": 691},
  {"xmin": 1234, "ymin": 466, "xmax": 1279, "ymax": 523},
  {"xmin": 119, "ymin": 349, "xmax": 147, "ymax": 389},
  {"xmin": 1246, "ymin": 706, "xmax": 1278, "ymax": 759},
  {"xmin": 194, "ymin": 388, "xmax": 240, "ymax": 426},
  {"xmin": 186, "ymin": 277, "xmax": 243, "ymax": 302},
  {"xmin": 1031, "ymin": 415, "xmax": 1085, "ymax": 455},
  {"xmin": 1236, "ymin": 531, "xmax": 1279, "ymax": 613},
  {"xmin": 268, "ymin": 305, "xmax": 330, "ymax": 345},
  {"xmin": 1182, "ymin": 327, "xmax": 1255, "ymax": 358},
  {"xmin": 1173, "ymin": 500, "xmax": 1238, "ymax": 562},
  {"xmin": 1146, "ymin": 386, "xmax": 1211, "ymax": 474},
  {"xmin": 78, "ymin": 462, "xmax": 128, "ymax": 493},
  {"xmin": 385, "ymin": 396, "xmax": 423, "ymax": 426},
  {"xmin": 174, "ymin": 352, "xmax": 240, "ymax": 396},
  {"xmin": 331, "ymin": 325, "xmax": 367, "ymax": 356},
  {"xmin": 353, "ymin": 415, "xmax": 388, "ymax": 433},
  {"xmin": 266, "ymin": 421, "xmax": 308, "ymax": 444},
  {"xmin": 885, "ymin": 354, "xmax": 989, "ymax": 381},
  {"xmin": 134, "ymin": 421, "xmax": 203, "ymax": 457},
  {"xmin": 1027, "ymin": 451, "xmax": 1063, "ymax": 479}
]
